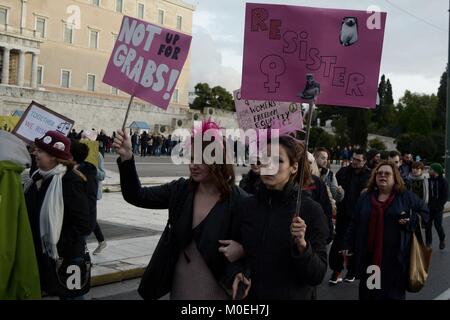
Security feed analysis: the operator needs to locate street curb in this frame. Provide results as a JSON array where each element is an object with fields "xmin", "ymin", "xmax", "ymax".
[{"xmin": 91, "ymin": 267, "xmax": 145, "ymax": 287}]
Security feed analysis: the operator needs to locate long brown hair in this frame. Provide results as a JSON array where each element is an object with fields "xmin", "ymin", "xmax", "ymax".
[
  {"xmin": 56, "ymin": 158, "xmax": 87, "ymax": 182},
  {"xmin": 276, "ymin": 135, "xmax": 312, "ymax": 188},
  {"xmin": 366, "ymin": 161, "xmax": 405, "ymax": 193},
  {"xmin": 189, "ymin": 134, "xmax": 235, "ymax": 201}
]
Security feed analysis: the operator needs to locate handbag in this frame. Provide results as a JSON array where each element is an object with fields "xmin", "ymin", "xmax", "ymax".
[
  {"xmin": 41, "ymin": 250, "xmax": 92, "ymax": 298},
  {"xmin": 138, "ymin": 221, "xmax": 177, "ymax": 300},
  {"xmin": 407, "ymin": 213, "xmax": 432, "ymax": 293},
  {"xmin": 138, "ymin": 183, "xmax": 190, "ymax": 300}
]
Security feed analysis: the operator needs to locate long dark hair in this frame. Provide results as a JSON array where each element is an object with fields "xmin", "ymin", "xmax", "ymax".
[
  {"xmin": 189, "ymin": 121, "xmax": 235, "ymax": 200},
  {"xmin": 272, "ymin": 135, "xmax": 312, "ymax": 188}
]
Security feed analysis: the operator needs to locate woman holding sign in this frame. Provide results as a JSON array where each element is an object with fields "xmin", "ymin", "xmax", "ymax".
[
  {"xmin": 231, "ymin": 135, "xmax": 329, "ymax": 300},
  {"xmin": 113, "ymin": 121, "xmax": 249, "ymax": 300}
]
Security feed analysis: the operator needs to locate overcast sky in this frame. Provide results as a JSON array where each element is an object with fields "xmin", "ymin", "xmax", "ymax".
[{"xmin": 184, "ymin": 0, "xmax": 448, "ymax": 103}]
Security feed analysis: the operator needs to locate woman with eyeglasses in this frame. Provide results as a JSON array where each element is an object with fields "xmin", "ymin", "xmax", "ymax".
[{"xmin": 343, "ymin": 161, "xmax": 429, "ymax": 300}]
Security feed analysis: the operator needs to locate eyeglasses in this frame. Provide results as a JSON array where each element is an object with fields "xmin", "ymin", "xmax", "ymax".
[{"xmin": 376, "ymin": 171, "xmax": 392, "ymax": 177}]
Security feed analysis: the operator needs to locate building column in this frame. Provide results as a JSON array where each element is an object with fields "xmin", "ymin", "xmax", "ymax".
[
  {"xmin": 17, "ymin": 50, "xmax": 25, "ymax": 87},
  {"xmin": 20, "ymin": 0, "xmax": 28, "ymax": 33},
  {"xmin": 31, "ymin": 52, "xmax": 39, "ymax": 88},
  {"xmin": 1, "ymin": 48, "xmax": 10, "ymax": 85}
]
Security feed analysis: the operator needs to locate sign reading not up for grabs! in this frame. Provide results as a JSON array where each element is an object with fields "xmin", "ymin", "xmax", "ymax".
[
  {"xmin": 13, "ymin": 101, "xmax": 74, "ymax": 144},
  {"xmin": 103, "ymin": 16, "xmax": 192, "ymax": 110},
  {"xmin": 241, "ymin": 3, "xmax": 387, "ymax": 109}
]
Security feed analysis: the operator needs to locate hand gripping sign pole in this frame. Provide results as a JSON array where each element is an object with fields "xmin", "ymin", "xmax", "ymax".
[
  {"xmin": 122, "ymin": 94, "xmax": 135, "ymax": 132},
  {"xmin": 294, "ymin": 74, "xmax": 320, "ymax": 218}
]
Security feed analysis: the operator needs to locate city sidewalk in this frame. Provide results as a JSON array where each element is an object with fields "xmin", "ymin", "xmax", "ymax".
[{"xmin": 89, "ymin": 169, "xmax": 450, "ymax": 288}]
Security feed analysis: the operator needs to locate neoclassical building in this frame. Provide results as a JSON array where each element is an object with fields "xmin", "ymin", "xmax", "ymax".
[{"xmin": 0, "ymin": 0, "xmax": 216, "ymax": 134}]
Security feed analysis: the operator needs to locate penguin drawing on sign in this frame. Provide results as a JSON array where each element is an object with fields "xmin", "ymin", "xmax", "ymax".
[{"xmin": 340, "ymin": 17, "xmax": 358, "ymax": 47}]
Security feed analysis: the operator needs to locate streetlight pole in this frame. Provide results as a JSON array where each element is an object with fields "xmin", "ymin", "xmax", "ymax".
[
  {"xmin": 446, "ymin": 0, "xmax": 450, "ymax": 200},
  {"xmin": 445, "ymin": 0, "xmax": 450, "ymax": 201}
]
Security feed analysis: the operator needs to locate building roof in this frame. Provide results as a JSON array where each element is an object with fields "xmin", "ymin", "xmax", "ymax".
[{"xmin": 129, "ymin": 121, "xmax": 151, "ymax": 129}]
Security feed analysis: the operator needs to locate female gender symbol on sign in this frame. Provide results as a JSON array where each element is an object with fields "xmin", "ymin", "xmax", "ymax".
[{"xmin": 260, "ymin": 55, "xmax": 286, "ymax": 93}]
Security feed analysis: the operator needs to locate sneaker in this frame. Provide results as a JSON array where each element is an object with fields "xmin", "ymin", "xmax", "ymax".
[
  {"xmin": 328, "ymin": 272, "xmax": 343, "ymax": 286},
  {"xmin": 344, "ymin": 274, "xmax": 356, "ymax": 283},
  {"xmin": 93, "ymin": 241, "xmax": 107, "ymax": 255},
  {"xmin": 439, "ymin": 240, "xmax": 446, "ymax": 250}
]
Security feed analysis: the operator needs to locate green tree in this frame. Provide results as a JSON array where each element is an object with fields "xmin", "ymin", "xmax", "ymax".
[
  {"xmin": 347, "ymin": 108, "xmax": 369, "ymax": 148},
  {"xmin": 190, "ymin": 83, "xmax": 213, "ymax": 111},
  {"xmin": 309, "ymin": 127, "xmax": 336, "ymax": 151},
  {"xmin": 189, "ymin": 83, "xmax": 235, "ymax": 111},
  {"xmin": 369, "ymin": 138, "xmax": 387, "ymax": 151},
  {"xmin": 395, "ymin": 133, "xmax": 437, "ymax": 162},
  {"xmin": 211, "ymin": 86, "xmax": 235, "ymax": 111}
]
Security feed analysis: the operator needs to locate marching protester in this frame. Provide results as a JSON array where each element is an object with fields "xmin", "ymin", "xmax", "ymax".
[
  {"xmin": 306, "ymin": 152, "xmax": 334, "ymax": 243},
  {"xmin": 426, "ymin": 163, "xmax": 448, "ymax": 249},
  {"xmin": 314, "ymin": 147, "xmax": 345, "ymax": 207},
  {"xmin": 400, "ymin": 152, "xmax": 413, "ymax": 180},
  {"xmin": 0, "ymin": 131, "xmax": 41, "ymax": 299},
  {"xmin": 113, "ymin": 121, "xmax": 249, "ymax": 300},
  {"xmin": 230, "ymin": 135, "xmax": 329, "ymax": 300},
  {"xmin": 80, "ymin": 130, "xmax": 108, "ymax": 254},
  {"xmin": 24, "ymin": 131, "xmax": 91, "ymax": 299},
  {"xmin": 239, "ymin": 162, "xmax": 262, "ymax": 195},
  {"xmin": 343, "ymin": 161, "xmax": 429, "ymax": 300},
  {"xmin": 366, "ymin": 149, "xmax": 381, "ymax": 171},
  {"xmin": 388, "ymin": 151, "xmax": 402, "ymax": 170},
  {"xmin": 329, "ymin": 149, "xmax": 371, "ymax": 285},
  {"xmin": 406, "ymin": 161, "xmax": 429, "ymax": 206}
]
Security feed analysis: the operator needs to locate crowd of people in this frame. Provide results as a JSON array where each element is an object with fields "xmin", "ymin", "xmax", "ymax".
[{"xmin": 1, "ymin": 119, "xmax": 449, "ymax": 301}]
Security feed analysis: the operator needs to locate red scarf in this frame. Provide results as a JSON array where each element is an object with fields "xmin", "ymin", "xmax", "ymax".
[{"xmin": 367, "ymin": 193, "xmax": 395, "ymax": 267}]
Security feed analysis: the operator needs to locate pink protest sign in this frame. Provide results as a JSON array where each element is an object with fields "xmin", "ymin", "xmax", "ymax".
[
  {"xmin": 241, "ymin": 3, "xmax": 387, "ymax": 109},
  {"xmin": 103, "ymin": 16, "xmax": 192, "ymax": 110},
  {"xmin": 234, "ymin": 89, "xmax": 303, "ymax": 132}
]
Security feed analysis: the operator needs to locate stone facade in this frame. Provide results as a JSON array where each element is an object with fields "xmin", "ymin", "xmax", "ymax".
[{"xmin": 0, "ymin": 86, "xmax": 239, "ymax": 135}]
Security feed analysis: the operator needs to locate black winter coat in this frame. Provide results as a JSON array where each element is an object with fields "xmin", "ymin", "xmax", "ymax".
[
  {"xmin": 428, "ymin": 175, "xmax": 449, "ymax": 211},
  {"xmin": 335, "ymin": 165, "xmax": 371, "ymax": 220},
  {"xmin": 231, "ymin": 181, "xmax": 329, "ymax": 300},
  {"xmin": 25, "ymin": 169, "xmax": 91, "ymax": 260},
  {"xmin": 344, "ymin": 190, "xmax": 429, "ymax": 300},
  {"xmin": 77, "ymin": 162, "xmax": 99, "ymax": 232},
  {"xmin": 117, "ymin": 157, "xmax": 249, "ymax": 295},
  {"xmin": 307, "ymin": 175, "xmax": 333, "ymax": 242},
  {"xmin": 239, "ymin": 169, "xmax": 261, "ymax": 195}
]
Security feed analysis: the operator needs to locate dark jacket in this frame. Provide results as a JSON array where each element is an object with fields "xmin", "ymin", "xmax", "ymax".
[
  {"xmin": 239, "ymin": 169, "xmax": 261, "ymax": 195},
  {"xmin": 117, "ymin": 157, "xmax": 249, "ymax": 297},
  {"xmin": 344, "ymin": 190, "xmax": 429, "ymax": 299},
  {"xmin": 232, "ymin": 181, "xmax": 329, "ymax": 300},
  {"xmin": 400, "ymin": 163, "xmax": 412, "ymax": 181},
  {"xmin": 336, "ymin": 165, "xmax": 371, "ymax": 220},
  {"xmin": 306, "ymin": 175, "xmax": 333, "ymax": 242},
  {"xmin": 25, "ymin": 169, "xmax": 91, "ymax": 260},
  {"xmin": 77, "ymin": 162, "xmax": 99, "ymax": 232},
  {"xmin": 428, "ymin": 175, "xmax": 448, "ymax": 211}
]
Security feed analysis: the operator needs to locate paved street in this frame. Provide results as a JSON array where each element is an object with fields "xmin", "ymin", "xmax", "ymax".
[{"xmin": 103, "ymin": 153, "xmax": 251, "ymax": 178}]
